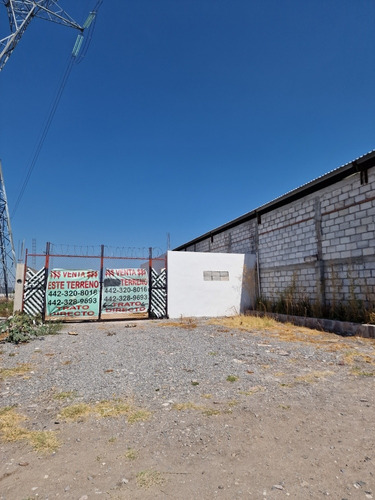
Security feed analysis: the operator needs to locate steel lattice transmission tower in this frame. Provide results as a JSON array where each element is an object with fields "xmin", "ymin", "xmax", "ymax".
[
  {"xmin": 0, "ymin": 161, "xmax": 16, "ymax": 297},
  {"xmin": 0, "ymin": 0, "xmax": 86, "ymax": 71}
]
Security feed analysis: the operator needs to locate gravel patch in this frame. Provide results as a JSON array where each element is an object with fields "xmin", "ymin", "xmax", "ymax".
[
  {"xmin": 0, "ymin": 318, "xmax": 369, "ymax": 410},
  {"xmin": 1, "ymin": 318, "xmax": 375, "ymax": 499}
]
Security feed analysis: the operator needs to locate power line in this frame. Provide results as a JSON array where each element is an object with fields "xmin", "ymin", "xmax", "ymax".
[
  {"xmin": 10, "ymin": 0, "xmax": 103, "ymax": 218},
  {"xmin": 11, "ymin": 53, "xmax": 75, "ymax": 218}
]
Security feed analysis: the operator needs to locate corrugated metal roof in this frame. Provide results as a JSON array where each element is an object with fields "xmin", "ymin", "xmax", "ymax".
[
  {"xmin": 256, "ymin": 149, "xmax": 375, "ymax": 211},
  {"xmin": 174, "ymin": 149, "xmax": 375, "ymax": 251}
]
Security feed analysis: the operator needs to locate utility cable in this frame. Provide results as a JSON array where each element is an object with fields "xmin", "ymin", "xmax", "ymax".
[
  {"xmin": 11, "ymin": 53, "xmax": 75, "ymax": 218},
  {"xmin": 11, "ymin": 0, "xmax": 103, "ymax": 218}
]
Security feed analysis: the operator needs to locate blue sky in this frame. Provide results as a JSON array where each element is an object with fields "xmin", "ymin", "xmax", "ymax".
[{"xmin": 1, "ymin": 0, "xmax": 374, "ymax": 257}]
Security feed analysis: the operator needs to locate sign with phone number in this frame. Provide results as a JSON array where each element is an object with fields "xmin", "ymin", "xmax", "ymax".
[
  {"xmin": 46, "ymin": 269, "xmax": 100, "ymax": 319},
  {"xmin": 102, "ymin": 268, "xmax": 148, "ymax": 314}
]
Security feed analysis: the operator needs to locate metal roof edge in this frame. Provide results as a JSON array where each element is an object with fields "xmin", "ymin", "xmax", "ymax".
[{"xmin": 174, "ymin": 149, "xmax": 375, "ymax": 251}]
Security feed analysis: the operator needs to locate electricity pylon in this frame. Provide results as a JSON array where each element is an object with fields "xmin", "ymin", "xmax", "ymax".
[
  {"xmin": 0, "ymin": 0, "xmax": 86, "ymax": 71},
  {"xmin": 0, "ymin": 161, "xmax": 16, "ymax": 297}
]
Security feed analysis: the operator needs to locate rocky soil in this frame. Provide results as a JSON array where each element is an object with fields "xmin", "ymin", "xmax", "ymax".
[{"xmin": 1, "ymin": 317, "xmax": 375, "ymax": 499}]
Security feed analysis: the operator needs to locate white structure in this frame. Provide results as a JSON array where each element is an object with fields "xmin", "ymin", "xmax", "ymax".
[{"xmin": 167, "ymin": 250, "xmax": 255, "ymax": 319}]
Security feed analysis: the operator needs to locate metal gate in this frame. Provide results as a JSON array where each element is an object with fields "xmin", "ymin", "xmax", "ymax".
[{"xmin": 22, "ymin": 243, "xmax": 167, "ymax": 321}]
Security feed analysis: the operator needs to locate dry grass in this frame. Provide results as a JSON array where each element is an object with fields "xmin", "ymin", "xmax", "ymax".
[
  {"xmin": 172, "ymin": 402, "xmax": 203, "ymax": 412},
  {"xmin": 0, "ymin": 407, "xmax": 60, "ymax": 453},
  {"xmin": 136, "ymin": 469, "xmax": 165, "ymax": 488},
  {"xmin": 28, "ymin": 431, "xmax": 60, "ymax": 453},
  {"xmin": 238, "ymin": 385, "xmax": 265, "ymax": 396},
  {"xmin": 342, "ymin": 350, "xmax": 375, "ymax": 376},
  {"xmin": 210, "ymin": 315, "xmax": 280, "ymax": 332},
  {"xmin": 294, "ymin": 370, "xmax": 334, "ymax": 384},
  {"xmin": 342, "ymin": 350, "xmax": 375, "ymax": 366},
  {"xmin": 158, "ymin": 318, "xmax": 197, "ymax": 329},
  {"xmin": 127, "ymin": 409, "xmax": 152, "ymax": 423},
  {"xmin": 172, "ymin": 400, "xmax": 235, "ymax": 416},
  {"xmin": 279, "ymin": 404, "xmax": 291, "ymax": 410},
  {"xmin": 350, "ymin": 367, "xmax": 375, "ymax": 377},
  {"xmin": 125, "ymin": 448, "xmax": 139, "ymax": 461},
  {"xmin": 201, "ymin": 393, "xmax": 212, "ymax": 399},
  {"xmin": 0, "ymin": 363, "xmax": 31, "ymax": 380},
  {"xmin": 96, "ymin": 400, "xmax": 151, "ymax": 423},
  {"xmin": 58, "ymin": 403, "xmax": 91, "ymax": 422},
  {"xmin": 210, "ymin": 315, "xmax": 375, "ymax": 353},
  {"xmin": 212, "ymin": 316, "xmax": 329, "ymax": 344},
  {"xmin": 0, "ymin": 298, "xmax": 13, "ymax": 318},
  {"xmin": 53, "ymin": 390, "xmax": 77, "ymax": 400},
  {"xmin": 334, "ymin": 350, "xmax": 375, "ymax": 375},
  {"xmin": 58, "ymin": 399, "xmax": 151, "ymax": 424},
  {"xmin": 95, "ymin": 400, "xmax": 134, "ymax": 418},
  {"xmin": 202, "ymin": 408, "xmax": 222, "ymax": 416}
]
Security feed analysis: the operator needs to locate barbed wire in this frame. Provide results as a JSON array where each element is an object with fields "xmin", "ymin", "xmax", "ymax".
[{"xmin": 45, "ymin": 244, "xmax": 165, "ymax": 259}]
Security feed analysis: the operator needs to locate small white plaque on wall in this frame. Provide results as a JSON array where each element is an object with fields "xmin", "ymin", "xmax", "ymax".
[{"xmin": 203, "ymin": 270, "xmax": 229, "ymax": 281}]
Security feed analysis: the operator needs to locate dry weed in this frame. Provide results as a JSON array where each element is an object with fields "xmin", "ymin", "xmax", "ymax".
[
  {"xmin": 202, "ymin": 408, "xmax": 222, "ymax": 416},
  {"xmin": 125, "ymin": 448, "xmax": 139, "ymax": 460},
  {"xmin": 58, "ymin": 403, "xmax": 91, "ymax": 421},
  {"xmin": 239, "ymin": 386, "xmax": 265, "ymax": 396},
  {"xmin": 172, "ymin": 400, "xmax": 235, "ymax": 416},
  {"xmin": 350, "ymin": 367, "xmax": 375, "ymax": 377},
  {"xmin": 0, "ymin": 407, "xmax": 60, "ymax": 453},
  {"xmin": 53, "ymin": 391, "xmax": 77, "ymax": 400},
  {"xmin": 294, "ymin": 370, "xmax": 334, "ymax": 384},
  {"xmin": 136, "ymin": 469, "xmax": 165, "ymax": 488},
  {"xmin": 342, "ymin": 350, "xmax": 375, "ymax": 366},
  {"xmin": 0, "ymin": 363, "xmax": 31, "ymax": 380},
  {"xmin": 59, "ymin": 399, "xmax": 151, "ymax": 424},
  {"xmin": 158, "ymin": 318, "xmax": 197, "ymax": 329},
  {"xmin": 172, "ymin": 402, "xmax": 202, "ymax": 411},
  {"xmin": 201, "ymin": 393, "xmax": 212, "ymax": 399},
  {"xmin": 210, "ymin": 316, "xmax": 375, "ymax": 354},
  {"xmin": 28, "ymin": 431, "xmax": 60, "ymax": 453}
]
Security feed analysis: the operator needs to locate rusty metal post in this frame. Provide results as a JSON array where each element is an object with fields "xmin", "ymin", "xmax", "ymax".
[
  {"xmin": 42, "ymin": 242, "xmax": 51, "ymax": 321},
  {"xmin": 21, "ymin": 248, "xmax": 28, "ymax": 312}
]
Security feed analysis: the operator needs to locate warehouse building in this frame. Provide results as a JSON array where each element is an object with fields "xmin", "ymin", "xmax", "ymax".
[{"xmin": 175, "ymin": 151, "xmax": 375, "ymax": 320}]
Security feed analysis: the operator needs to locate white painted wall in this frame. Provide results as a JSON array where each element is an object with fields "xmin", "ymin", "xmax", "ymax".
[{"xmin": 167, "ymin": 251, "xmax": 255, "ymax": 318}]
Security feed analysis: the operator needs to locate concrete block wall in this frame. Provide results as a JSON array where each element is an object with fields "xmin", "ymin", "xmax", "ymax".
[
  {"xmin": 185, "ymin": 220, "xmax": 257, "ymax": 254},
  {"xmin": 258, "ymin": 167, "xmax": 375, "ymax": 306},
  {"xmin": 324, "ymin": 260, "xmax": 375, "ymax": 305},
  {"xmin": 319, "ymin": 167, "xmax": 375, "ymax": 306}
]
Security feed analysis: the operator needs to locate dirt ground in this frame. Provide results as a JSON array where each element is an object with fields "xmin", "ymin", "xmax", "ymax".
[{"xmin": 1, "ymin": 318, "xmax": 375, "ymax": 499}]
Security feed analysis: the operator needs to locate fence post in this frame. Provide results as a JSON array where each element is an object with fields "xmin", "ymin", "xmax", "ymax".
[
  {"xmin": 148, "ymin": 247, "xmax": 152, "ymax": 318},
  {"xmin": 42, "ymin": 242, "xmax": 51, "ymax": 321},
  {"xmin": 21, "ymin": 248, "xmax": 28, "ymax": 312},
  {"xmin": 98, "ymin": 244, "xmax": 105, "ymax": 320}
]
